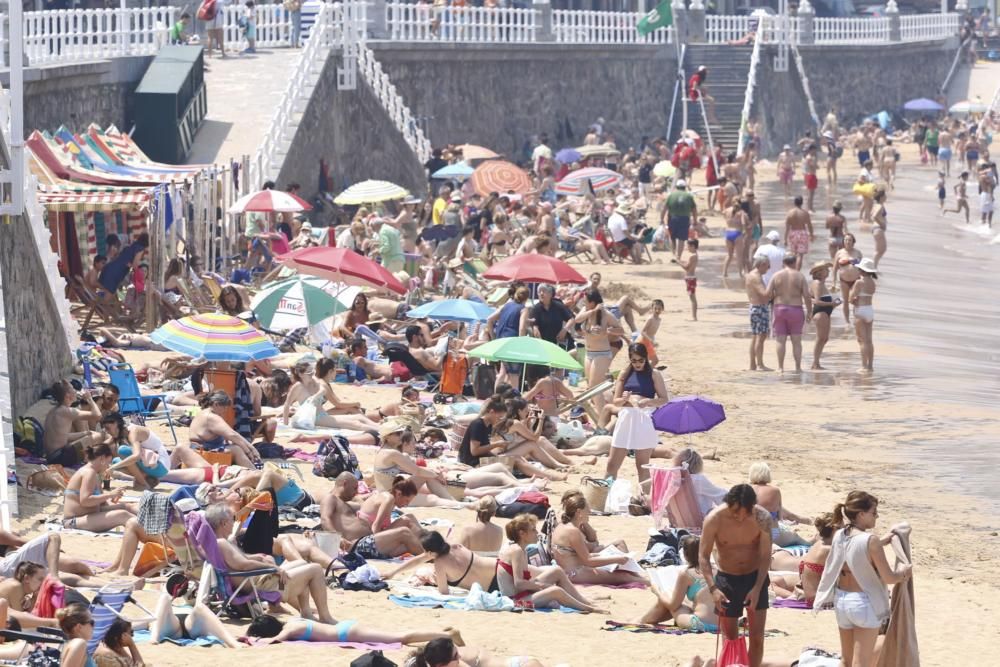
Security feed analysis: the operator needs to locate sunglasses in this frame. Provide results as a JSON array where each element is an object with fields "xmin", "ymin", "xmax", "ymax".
[{"xmin": 629, "ymin": 357, "xmax": 645, "ymax": 364}]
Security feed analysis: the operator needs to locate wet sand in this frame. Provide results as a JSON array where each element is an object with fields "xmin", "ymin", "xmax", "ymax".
[{"xmin": 10, "ymin": 142, "xmax": 1000, "ymax": 666}]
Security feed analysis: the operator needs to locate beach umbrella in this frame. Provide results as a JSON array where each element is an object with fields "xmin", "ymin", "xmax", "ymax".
[
  {"xmin": 228, "ymin": 189, "xmax": 311, "ymax": 214},
  {"xmin": 555, "ymin": 167, "xmax": 624, "ymax": 196},
  {"xmin": 481, "ymin": 254, "xmax": 587, "ymax": 285},
  {"xmin": 576, "ymin": 144, "xmax": 622, "ymax": 158},
  {"xmin": 903, "ymin": 98, "xmax": 943, "ymax": 112},
  {"xmin": 276, "ymin": 247, "xmax": 407, "ymax": 294},
  {"xmin": 468, "ymin": 336, "xmax": 582, "ymax": 371},
  {"xmin": 150, "ymin": 313, "xmax": 279, "ymax": 362},
  {"xmin": 651, "ymin": 396, "xmax": 726, "ymax": 443},
  {"xmin": 653, "ymin": 160, "xmax": 677, "ymax": 178},
  {"xmin": 406, "ymin": 299, "xmax": 494, "ymax": 322},
  {"xmin": 949, "ymin": 100, "xmax": 988, "ymax": 115},
  {"xmin": 333, "ymin": 180, "xmax": 410, "ymax": 205},
  {"xmin": 470, "ymin": 160, "xmax": 532, "ymax": 196},
  {"xmin": 250, "ymin": 276, "xmax": 352, "ymax": 330},
  {"xmin": 459, "ymin": 144, "xmax": 500, "ymax": 161},
  {"xmin": 432, "ymin": 162, "xmax": 475, "ymax": 181},
  {"xmin": 555, "ymin": 148, "xmax": 582, "ymax": 164}
]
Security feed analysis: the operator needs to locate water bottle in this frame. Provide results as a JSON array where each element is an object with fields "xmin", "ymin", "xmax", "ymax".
[
  {"xmin": 347, "ymin": 361, "xmax": 358, "ymax": 382},
  {"xmin": 567, "ymin": 371, "xmax": 580, "ymax": 387}
]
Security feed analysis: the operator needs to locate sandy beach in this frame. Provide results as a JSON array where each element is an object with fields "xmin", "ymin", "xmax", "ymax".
[{"xmin": 12, "ymin": 144, "xmax": 999, "ymax": 667}]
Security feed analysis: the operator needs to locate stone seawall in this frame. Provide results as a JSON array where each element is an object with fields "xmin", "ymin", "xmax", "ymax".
[
  {"xmin": 277, "ymin": 52, "xmax": 426, "ymax": 197},
  {"xmin": 754, "ymin": 39, "xmax": 959, "ymax": 155},
  {"xmin": 371, "ymin": 42, "xmax": 678, "ymax": 162}
]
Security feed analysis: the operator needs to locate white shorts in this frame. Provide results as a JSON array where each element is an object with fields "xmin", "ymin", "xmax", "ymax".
[
  {"xmin": 0, "ymin": 534, "xmax": 51, "ymax": 578},
  {"xmin": 834, "ymin": 590, "xmax": 881, "ymax": 629},
  {"xmin": 980, "ymin": 193, "xmax": 994, "ymax": 213},
  {"xmin": 610, "ymin": 407, "xmax": 658, "ymax": 450}
]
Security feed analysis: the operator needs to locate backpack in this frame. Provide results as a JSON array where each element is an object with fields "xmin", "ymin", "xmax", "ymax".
[
  {"xmin": 471, "ymin": 363, "xmax": 496, "ymax": 400},
  {"xmin": 439, "ymin": 353, "xmax": 468, "ymax": 396},
  {"xmin": 197, "ymin": 0, "xmax": 218, "ymax": 21},
  {"xmin": 311, "ymin": 436, "xmax": 361, "ymax": 480}
]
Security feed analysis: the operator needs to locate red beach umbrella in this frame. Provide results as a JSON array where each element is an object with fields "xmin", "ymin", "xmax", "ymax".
[
  {"xmin": 482, "ymin": 254, "xmax": 587, "ymax": 285},
  {"xmin": 229, "ymin": 189, "xmax": 312, "ymax": 213},
  {"xmin": 276, "ymin": 247, "xmax": 407, "ymax": 294}
]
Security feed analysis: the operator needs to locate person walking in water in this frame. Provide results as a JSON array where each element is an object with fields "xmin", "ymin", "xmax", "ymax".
[
  {"xmin": 850, "ymin": 258, "xmax": 878, "ymax": 373},
  {"xmin": 745, "ymin": 255, "xmax": 772, "ymax": 372},
  {"xmin": 767, "ymin": 253, "xmax": 812, "ymax": 374}
]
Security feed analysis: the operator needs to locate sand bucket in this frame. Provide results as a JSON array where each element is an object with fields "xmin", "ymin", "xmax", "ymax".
[
  {"xmin": 313, "ymin": 531, "xmax": 341, "ymax": 558},
  {"xmin": 580, "ymin": 476, "xmax": 610, "ymax": 512}
]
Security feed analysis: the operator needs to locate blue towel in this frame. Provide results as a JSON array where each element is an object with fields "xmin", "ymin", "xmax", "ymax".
[
  {"xmin": 132, "ymin": 629, "xmax": 225, "ymax": 647},
  {"xmin": 387, "ymin": 593, "xmax": 581, "ymax": 614}
]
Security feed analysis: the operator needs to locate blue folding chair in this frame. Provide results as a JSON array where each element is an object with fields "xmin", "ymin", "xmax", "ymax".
[
  {"xmin": 108, "ymin": 363, "xmax": 178, "ymax": 445},
  {"xmin": 86, "ymin": 582, "xmax": 156, "ymax": 656}
]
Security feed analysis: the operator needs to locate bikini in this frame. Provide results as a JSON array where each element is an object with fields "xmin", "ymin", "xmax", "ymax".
[
  {"xmin": 684, "ymin": 573, "xmax": 719, "ymax": 633},
  {"xmin": 855, "ymin": 291, "xmax": 875, "ymax": 323},
  {"xmin": 447, "ymin": 552, "xmax": 477, "ymax": 588},
  {"xmin": 194, "ymin": 435, "xmax": 227, "ymax": 452},
  {"xmin": 357, "ymin": 508, "xmax": 392, "ymax": 532},
  {"xmin": 496, "ymin": 559, "xmax": 533, "ymax": 601}
]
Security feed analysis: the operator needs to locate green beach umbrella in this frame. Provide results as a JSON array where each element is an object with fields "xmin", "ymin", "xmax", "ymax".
[
  {"xmin": 250, "ymin": 276, "xmax": 352, "ymax": 330},
  {"xmin": 467, "ymin": 337, "xmax": 583, "ymax": 371}
]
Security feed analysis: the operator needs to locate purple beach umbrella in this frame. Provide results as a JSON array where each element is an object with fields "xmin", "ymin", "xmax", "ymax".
[
  {"xmin": 651, "ymin": 396, "xmax": 726, "ymax": 440},
  {"xmin": 555, "ymin": 148, "xmax": 583, "ymax": 164}
]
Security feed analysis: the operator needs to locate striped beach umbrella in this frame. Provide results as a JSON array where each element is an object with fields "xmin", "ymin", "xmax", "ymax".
[
  {"xmin": 250, "ymin": 277, "xmax": 353, "ymax": 330},
  {"xmin": 576, "ymin": 144, "xmax": 621, "ymax": 158},
  {"xmin": 228, "ymin": 189, "xmax": 312, "ymax": 213},
  {"xmin": 333, "ymin": 180, "xmax": 410, "ymax": 205},
  {"xmin": 555, "ymin": 167, "xmax": 624, "ymax": 196},
  {"xmin": 150, "ymin": 313, "xmax": 279, "ymax": 362},
  {"xmin": 470, "ymin": 160, "xmax": 532, "ymax": 196}
]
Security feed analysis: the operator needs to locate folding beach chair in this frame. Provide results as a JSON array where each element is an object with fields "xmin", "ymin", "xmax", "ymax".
[
  {"xmin": 108, "ymin": 363, "xmax": 178, "ymax": 445},
  {"xmin": 384, "ymin": 343, "xmax": 441, "ymax": 391},
  {"xmin": 185, "ymin": 510, "xmax": 280, "ymax": 619},
  {"xmin": 556, "ymin": 379, "xmax": 614, "ymax": 425},
  {"xmin": 0, "ymin": 626, "xmax": 66, "ymax": 664},
  {"xmin": 645, "ymin": 465, "xmax": 706, "ymax": 534},
  {"xmin": 638, "ymin": 226, "xmax": 656, "ymax": 263},
  {"xmin": 85, "ymin": 582, "xmax": 156, "ymax": 656},
  {"xmin": 68, "ymin": 276, "xmax": 136, "ymax": 333}
]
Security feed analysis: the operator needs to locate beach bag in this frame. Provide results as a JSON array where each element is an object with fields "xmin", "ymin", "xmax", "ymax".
[
  {"xmin": 312, "ymin": 436, "xmax": 361, "ymax": 480},
  {"xmin": 555, "ymin": 419, "xmax": 586, "ymax": 442},
  {"xmin": 133, "ymin": 542, "xmax": 175, "ymax": 578},
  {"xmin": 197, "ymin": 0, "xmax": 217, "ymax": 20},
  {"xmin": 350, "ymin": 650, "xmax": 397, "ymax": 667},
  {"xmin": 580, "ymin": 476, "xmax": 610, "ymax": 512},
  {"xmin": 717, "ymin": 635, "xmax": 750, "ymax": 667},
  {"xmin": 24, "ymin": 647, "xmax": 60, "ymax": 667},
  {"xmin": 797, "ymin": 649, "xmax": 841, "ymax": 667},
  {"xmin": 440, "ymin": 353, "xmax": 468, "ymax": 396},
  {"xmin": 471, "ymin": 363, "xmax": 496, "ymax": 399}
]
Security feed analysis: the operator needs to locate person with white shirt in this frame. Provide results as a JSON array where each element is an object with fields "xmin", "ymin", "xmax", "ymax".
[
  {"xmin": 608, "ymin": 203, "xmax": 641, "ymax": 264},
  {"xmin": 756, "ymin": 230, "xmax": 786, "ymax": 285}
]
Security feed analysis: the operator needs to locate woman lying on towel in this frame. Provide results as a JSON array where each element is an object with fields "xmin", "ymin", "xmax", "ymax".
[
  {"xmin": 243, "ymin": 613, "xmax": 464, "ymax": 648},
  {"xmin": 63, "ymin": 443, "xmax": 136, "ymax": 532},
  {"xmin": 635, "ymin": 535, "xmax": 719, "ymax": 633},
  {"xmin": 149, "ymin": 590, "xmax": 241, "ymax": 648},
  {"xmin": 410, "ymin": 637, "xmax": 546, "ymax": 667},
  {"xmin": 550, "ymin": 491, "xmax": 647, "ymax": 587},
  {"xmin": 498, "ymin": 514, "xmax": 606, "ymax": 613}
]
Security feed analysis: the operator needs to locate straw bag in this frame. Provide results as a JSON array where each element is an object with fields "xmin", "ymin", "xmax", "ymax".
[{"xmin": 580, "ymin": 476, "xmax": 610, "ymax": 512}]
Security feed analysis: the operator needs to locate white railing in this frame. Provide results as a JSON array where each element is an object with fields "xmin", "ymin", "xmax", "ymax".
[
  {"xmin": 22, "ymin": 6, "xmax": 176, "ymax": 66},
  {"xmin": 900, "ymin": 13, "xmax": 959, "ymax": 42},
  {"xmin": 385, "ymin": 3, "xmax": 536, "ymax": 43},
  {"xmin": 704, "ymin": 14, "xmax": 751, "ymax": 44},
  {"xmin": 221, "ymin": 3, "xmax": 293, "ymax": 49},
  {"xmin": 357, "ymin": 43, "xmax": 431, "ymax": 163},
  {"xmin": 814, "ymin": 16, "xmax": 890, "ymax": 44},
  {"xmin": 736, "ymin": 31, "xmax": 762, "ymax": 156},
  {"xmin": 251, "ymin": 3, "xmax": 337, "ymax": 187},
  {"xmin": 552, "ymin": 10, "xmax": 671, "ymax": 44}
]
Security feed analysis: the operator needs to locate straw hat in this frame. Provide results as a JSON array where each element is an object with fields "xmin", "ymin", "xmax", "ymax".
[
  {"xmin": 809, "ymin": 260, "xmax": 833, "ymax": 277},
  {"xmin": 378, "ymin": 418, "xmax": 409, "ymax": 439},
  {"xmin": 614, "ymin": 203, "xmax": 633, "ymax": 216}
]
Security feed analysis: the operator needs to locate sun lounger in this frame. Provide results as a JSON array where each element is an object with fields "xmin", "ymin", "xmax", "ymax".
[{"xmin": 556, "ymin": 380, "xmax": 613, "ymax": 425}]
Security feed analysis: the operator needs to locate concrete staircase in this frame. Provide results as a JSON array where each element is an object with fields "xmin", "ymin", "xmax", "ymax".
[{"xmin": 683, "ymin": 44, "xmax": 752, "ymax": 155}]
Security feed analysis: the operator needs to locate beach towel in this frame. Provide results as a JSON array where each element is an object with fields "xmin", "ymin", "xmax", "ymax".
[
  {"xmin": 649, "ymin": 466, "xmax": 703, "ymax": 531},
  {"xmin": 132, "ymin": 629, "xmax": 224, "ymax": 647},
  {"xmin": 601, "ymin": 620, "xmax": 689, "ymax": 635},
  {"xmin": 772, "ymin": 598, "xmax": 812, "ymax": 609},
  {"xmin": 876, "ymin": 528, "xmax": 919, "ymax": 667}
]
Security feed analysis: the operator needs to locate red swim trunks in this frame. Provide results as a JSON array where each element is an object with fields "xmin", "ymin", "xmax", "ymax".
[
  {"xmin": 389, "ymin": 361, "xmax": 413, "ymax": 382},
  {"xmin": 804, "ymin": 173, "xmax": 818, "ymax": 191},
  {"xmin": 685, "ymin": 276, "xmax": 697, "ymax": 295},
  {"xmin": 773, "ymin": 304, "xmax": 805, "ymax": 337}
]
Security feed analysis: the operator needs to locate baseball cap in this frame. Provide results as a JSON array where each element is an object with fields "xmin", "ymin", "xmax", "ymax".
[
  {"xmin": 766, "ymin": 230, "xmax": 781, "ymax": 242},
  {"xmin": 676, "ymin": 179, "xmax": 687, "ymax": 188}
]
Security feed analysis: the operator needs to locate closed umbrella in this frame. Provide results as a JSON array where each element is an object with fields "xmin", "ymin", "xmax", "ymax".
[
  {"xmin": 467, "ymin": 337, "xmax": 582, "ymax": 371},
  {"xmin": 407, "ymin": 299, "xmax": 494, "ymax": 322},
  {"xmin": 555, "ymin": 167, "xmax": 624, "ymax": 196},
  {"xmin": 481, "ymin": 254, "xmax": 587, "ymax": 284},
  {"xmin": 459, "ymin": 144, "xmax": 500, "ymax": 161},
  {"xmin": 276, "ymin": 247, "xmax": 407, "ymax": 294},
  {"xmin": 470, "ymin": 160, "xmax": 532, "ymax": 196},
  {"xmin": 150, "ymin": 313, "xmax": 279, "ymax": 362},
  {"xmin": 903, "ymin": 98, "xmax": 943, "ymax": 112},
  {"xmin": 333, "ymin": 180, "xmax": 410, "ymax": 205},
  {"xmin": 432, "ymin": 162, "xmax": 475, "ymax": 181},
  {"xmin": 250, "ymin": 277, "xmax": 352, "ymax": 330},
  {"xmin": 228, "ymin": 189, "xmax": 312, "ymax": 214},
  {"xmin": 651, "ymin": 395, "xmax": 726, "ymax": 443},
  {"xmin": 555, "ymin": 148, "xmax": 583, "ymax": 164}
]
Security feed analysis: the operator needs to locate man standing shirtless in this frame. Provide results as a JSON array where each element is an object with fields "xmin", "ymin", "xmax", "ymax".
[
  {"xmin": 802, "ymin": 145, "xmax": 819, "ymax": 212},
  {"xmin": 938, "ymin": 127, "xmax": 953, "ymax": 176},
  {"xmin": 783, "ymin": 196, "xmax": 814, "ymax": 271},
  {"xmin": 775, "ymin": 145, "xmax": 795, "ymax": 200},
  {"xmin": 767, "ymin": 254, "xmax": 813, "ymax": 374},
  {"xmin": 854, "ymin": 127, "xmax": 873, "ymax": 168},
  {"xmin": 699, "ymin": 484, "xmax": 774, "ymax": 667},
  {"xmin": 745, "ymin": 255, "xmax": 772, "ymax": 371}
]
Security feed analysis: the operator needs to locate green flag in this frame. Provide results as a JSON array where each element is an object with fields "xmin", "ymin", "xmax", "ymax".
[{"xmin": 637, "ymin": 0, "xmax": 673, "ymax": 36}]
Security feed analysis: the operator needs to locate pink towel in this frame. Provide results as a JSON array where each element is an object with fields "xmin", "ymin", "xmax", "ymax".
[{"xmin": 649, "ymin": 466, "xmax": 680, "ymax": 528}]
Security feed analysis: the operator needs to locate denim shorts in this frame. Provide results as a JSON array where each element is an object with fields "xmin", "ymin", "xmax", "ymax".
[{"xmin": 834, "ymin": 590, "xmax": 880, "ymax": 629}]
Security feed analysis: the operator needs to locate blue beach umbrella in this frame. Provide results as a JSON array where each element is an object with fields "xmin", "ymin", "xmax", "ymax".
[
  {"xmin": 903, "ymin": 98, "xmax": 943, "ymax": 112},
  {"xmin": 407, "ymin": 299, "xmax": 494, "ymax": 322},
  {"xmin": 432, "ymin": 162, "xmax": 475, "ymax": 181},
  {"xmin": 555, "ymin": 148, "xmax": 583, "ymax": 164}
]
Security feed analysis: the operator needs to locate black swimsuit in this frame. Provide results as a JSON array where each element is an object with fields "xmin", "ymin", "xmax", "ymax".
[
  {"xmin": 812, "ymin": 294, "xmax": 835, "ymax": 317},
  {"xmin": 447, "ymin": 552, "xmax": 477, "ymax": 588}
]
